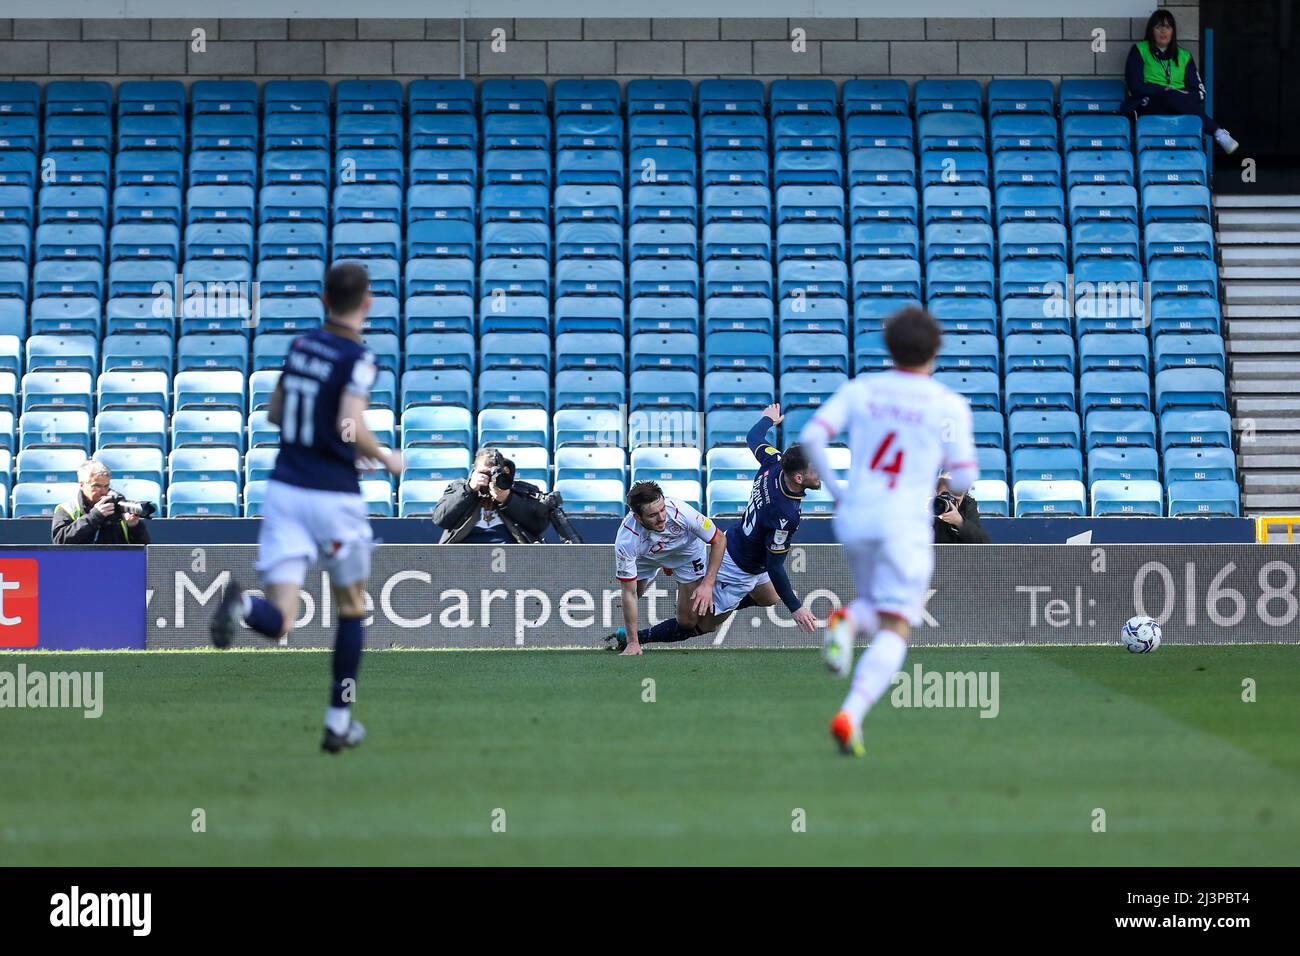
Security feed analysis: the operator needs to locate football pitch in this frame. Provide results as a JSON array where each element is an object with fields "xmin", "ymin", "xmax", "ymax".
[{"xmin": 2, "ymin": 646, "xmax": 1297, "ymax": 866}]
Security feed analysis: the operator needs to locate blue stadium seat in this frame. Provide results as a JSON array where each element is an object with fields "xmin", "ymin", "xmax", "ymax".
[
  {"xmin": 171, "ymin": 409, "xmax": 244, "ymax": 451},
  {"xmin": 397, "ymin": 479, "xmax": 454, "ymax": 517},
  {"xmin": 15, "ymin": 447, "xmax": 86, "ymax": 484},
  {"xmin": 631, "ymin": 446, "xmax": 703, "ymax": 484},
  {"xmin": 1088, "ymin": 446, "xmax": 1161, "ymax": 482},
  {"xmin": 1011, "ymin": 447, "xmax": 1084, "ymax": 483},
  {"xmin": 12, "ymin": 482, "xmax": 80, "ymax": 518},
  {"xmin": 553, "ymin": 478, "xmax": 626, "ymax": 517},
  {"xmin": 1009, "ymin": 410, "xmax": 1080, "ymax": 450},
  {"xmin": 98, "ymin": 371, "xmax": 170, "ymax": 414},
  {"xmin": 401, "ymin": 406, "xmax": 472, "ymax": 449},
  {"xmin": 705, "ymin": 478, "xmax": 752, "ymax": 517},
  {"xmin": 95, "ymin": 447, "xmax": 165, "ymax": 488},
  {"xmin": 1086, "ymin": 410, "xmax": 1157, "ymax": 451},
  {"xmin": 401, "ymin": 448, "xmax": 471, "ymax": 482},
  {"xmin": 553, "ymin": 409, "xmax": 625, "ymax": 449},
  {"xmin": 94, "ymin": 409, "xmax": 166, "ymax": 451},
  {"xmin": 1167, "ymin": 479, "xmax": 1240, "ymax": 517},
  {"xmin": 1013, "ymin": 479, "xmax": 1086, "ymax": 517},
  {"xmin": 1091, "ymin": 480, "xmax": 1164, "ymax": 517},
  {"xmin": 1163, "ymin": 446, "xmax": 1236, "ymax": 483},
  {"xmin": 1159, "ymin": 410, "xmax": 1233, "ymax": 454},
  {"xmin": 969, "ymin": 479, "xmax": 1010, "ymax": 517},
  {"xmin": 168, "ymin": 480, "xmax": 241, "ymax": 517}
]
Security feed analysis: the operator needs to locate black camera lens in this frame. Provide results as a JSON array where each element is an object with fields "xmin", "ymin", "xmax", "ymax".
[{"xmin": 932, "ymin": 494, "xmax": 955, "ymax": 517}]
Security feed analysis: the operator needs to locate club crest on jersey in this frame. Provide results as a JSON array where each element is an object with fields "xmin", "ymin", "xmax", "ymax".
[{"xmin": 772, "ymin": 530, "xmax": 789, "ymax": 546}]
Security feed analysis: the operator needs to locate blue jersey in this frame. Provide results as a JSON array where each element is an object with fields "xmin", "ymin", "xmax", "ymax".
[
  {"xmin": 726, "ymin": 417, "xmax": 805, "ymax": 576},
  {"xmin": 269, "ymin": 327, "xmax": 377, "ymax": 494}
]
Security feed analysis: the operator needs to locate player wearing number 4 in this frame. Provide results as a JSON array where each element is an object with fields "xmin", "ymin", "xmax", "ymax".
[
  {"xmin": 799, "ymin": 307, "xmax": 979, "ymax": 757},
  {"xmin": 208, "ymin": 263, "xmax": 403, "ymax": 754}
]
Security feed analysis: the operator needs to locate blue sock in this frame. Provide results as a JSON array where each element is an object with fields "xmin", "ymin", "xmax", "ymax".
[
  {"xmin": 331, "ymin": 615, "xmax": 365, "ymax": 708},
  {"xmin": 638, "ymin": 619, "xmax": 696, "ymax": 644},
  {"xmin": 244, "ymin": 595, "xmax": 284, "ymax": 639}
]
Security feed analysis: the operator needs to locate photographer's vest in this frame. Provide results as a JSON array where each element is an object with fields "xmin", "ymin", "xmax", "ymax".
[
  {"xmin": 58, "ymin": 500, "xmax": 131, "ymax": 542},
  {"xmin": 1136, "ymin": 42, "xmax": 1190, "ymax": 91}
]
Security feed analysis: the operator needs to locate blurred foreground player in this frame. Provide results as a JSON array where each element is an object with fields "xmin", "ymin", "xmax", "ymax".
[
  {"xmin": 605, "ymin": 481, "xmax": 728, "ymax": 656},
  {"xmin": 209, "ymin": 263, "xmax": 403, "ymax": 754},
  {"xmin": 799, "ymin": 307, "xmax": 978, "ymax": 757}
]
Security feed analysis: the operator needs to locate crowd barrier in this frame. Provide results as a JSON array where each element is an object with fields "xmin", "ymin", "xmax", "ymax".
[{"xmin": 2, "ymin": 544, "xmax": 1295, "ymax": 649}]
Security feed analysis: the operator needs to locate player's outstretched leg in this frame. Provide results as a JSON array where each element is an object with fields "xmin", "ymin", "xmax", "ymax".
[
  {"xmin": 210, "ymin": 579, "xmax": 289, "ymax": 648},
  {"xmin": 831, "ymin": 613, "xmax": 909, "ymax": 757},
  {"xmin": 322, "ymin": 580, "xmax": 368, "ymax": 754}
]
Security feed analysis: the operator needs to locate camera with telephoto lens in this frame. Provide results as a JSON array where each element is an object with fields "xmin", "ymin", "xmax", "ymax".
[
  {"xmin": 106, "ymin": 491, "xmax": 157, "ymax": 519},
  {"xmin": 542, "ymin": 490, "xmax": 583, "ymax": 544},
  {"xmin": 932, "ymin": 492, "xmax": 958, "ymax": 517}
]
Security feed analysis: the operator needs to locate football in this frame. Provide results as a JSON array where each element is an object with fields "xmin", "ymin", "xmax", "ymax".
[{"xmin": 1121, "ymin": 616, "xmax": 1163, "ymax": 654}]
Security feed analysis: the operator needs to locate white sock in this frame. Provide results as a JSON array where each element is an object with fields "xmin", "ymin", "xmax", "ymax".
[
  {"xmin": 841, "ymin": 630, "xmax": 908, "ymax": 726},
  {"xmin": 237, "ymin": 592, "xmax": 252, "ymax": 624},
  {"xmin": 325, "ymin": 706, "xmax": 351, "ymax": 735}
]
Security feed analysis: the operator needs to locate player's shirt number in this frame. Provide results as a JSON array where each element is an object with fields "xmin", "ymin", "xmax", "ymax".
[
  {"xmin": 281, "ymin": 376, "xmax": 320, "ymax": 447},
  {"xmin": 870, "ymin": 431, "xmax": 904, "ymax": 489}
]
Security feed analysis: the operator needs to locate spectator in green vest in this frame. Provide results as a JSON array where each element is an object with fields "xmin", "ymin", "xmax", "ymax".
[{"xmin": 1123, "ymin": 8, "xmax": 1238, "ymax": 154}]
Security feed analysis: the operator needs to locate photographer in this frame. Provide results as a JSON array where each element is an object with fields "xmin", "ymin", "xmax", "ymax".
[
  {"xmin": 933, "ymin": 471, "xmax": 989, "ymax": 545},
  {"xmin": 433, "ymin": 448, "xmax": 552, "ymax": 544},
  {"xmin": 51, "ymin": 461, "xmax": 153, "ymax": 545}
]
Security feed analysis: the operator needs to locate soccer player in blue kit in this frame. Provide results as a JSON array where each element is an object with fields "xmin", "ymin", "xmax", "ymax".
[
  {"xmin": 692, "ymin": 404, "xmax": 821, "ymax": 639},
  {"xmin": 209, "ymin": 263, "xmax": 403, "ymax": 754}
]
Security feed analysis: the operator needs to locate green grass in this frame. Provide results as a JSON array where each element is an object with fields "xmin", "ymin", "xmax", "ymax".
[{"xmin": 1, "ymin": 646, "xmax": 1297, "ymax": 866}]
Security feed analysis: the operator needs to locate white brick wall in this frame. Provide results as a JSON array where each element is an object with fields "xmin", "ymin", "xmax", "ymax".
[{"xmin": 0, "ymin": 10, "xmax": 1200, "ymax": 82}]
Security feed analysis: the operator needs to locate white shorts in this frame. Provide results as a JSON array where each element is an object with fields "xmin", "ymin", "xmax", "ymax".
[
  {"xmin": 710, "ymin": 550, "xmax": 771, "ymax": 614},
  {"xmin": 255, "ymin": 479, "xmax": 375, "ymax": 587},
  {"xmin": 835, "ymin": 517, "xmax": 934, "ymax": 626},
  {"xmin": 637, "ymin": 556, "xmax": 708, "ymax": 587}
]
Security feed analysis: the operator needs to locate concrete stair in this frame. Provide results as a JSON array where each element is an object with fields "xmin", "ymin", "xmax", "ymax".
[{"xmin": 1219, "ymin": 195, "xmax": 1300, "ymax": 519}]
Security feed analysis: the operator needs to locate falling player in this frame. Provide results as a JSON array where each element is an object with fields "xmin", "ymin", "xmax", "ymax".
[
  {"xmin": 606, "ymin": 481, "xmax": 728, "ymax": 656},
  {"xmin": 692, "ymin": 404, "xmax": 821, "ymax": 639},
  {"xmin": 798, "ymin": 307, "xmax": 978, "ymax": 757},
  {"xmin": 209, "ymin": 262, "xmax": 403, "ymax": 754}
]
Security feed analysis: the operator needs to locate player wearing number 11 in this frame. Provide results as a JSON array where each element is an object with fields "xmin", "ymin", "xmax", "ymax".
[
  {"xmin": 798, "ymin": 307, "xmax": 979, "ymax": 757},
  {"xmin": 208, "ymin": 262, "xmax": 403, "ymax": 754}
]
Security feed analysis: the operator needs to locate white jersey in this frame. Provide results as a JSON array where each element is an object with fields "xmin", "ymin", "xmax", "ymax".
[
  {"xmin": 615, "ymin": 497, "xmax": 718, "ymax": 583},
  {"xmin": 807, "ymin": 369, "xmax": 978, "ymax": 538}
]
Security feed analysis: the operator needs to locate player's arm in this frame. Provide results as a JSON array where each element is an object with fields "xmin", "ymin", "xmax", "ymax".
[
  {"xmin": 338, "ymin": 390, "xmax": 402, "ymax": 477},
  {"xmin": 799, "ymin": 382, "xmax": 853, "ymax": 503},
  {"xmin": 619, "ymin": 578, "xmax": 641, "ymax": 655},
  {"xmin": 765, "ymin": 549, "xmax": 816, "ymax": 633},
  {"xmin": 674, "ymin": 502, "xmax": 726, "ymax": 615},
  {"xmin": 747, "ymin": 404, "xmax": 783, "ymax": 466},
  {"xmin": 267, "ymin": 378, "xmax": 284, "ymax": 427},
  {"xmin": 940, "ymin": 396, "xmax": 980, "ymax": 495},
  {"xmin": 614, "ymin": 540, "xmax": 642, "ymax": 653}
]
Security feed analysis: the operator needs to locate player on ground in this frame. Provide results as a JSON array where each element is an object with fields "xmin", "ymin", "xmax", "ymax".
[
  {"xmin": 209, "ymin": 262, "xmax": 403, "ymax": 754},
  {"xmin": 691, "ymin": 405, "xmax": 821, "ymax": 640},
  {"xmin": 798, "ymin": 307, "xmax": 978, "ymax": 757},
  {"xmin": 606, "ymin": 481, "xmax": 728, "ymax": 656}
]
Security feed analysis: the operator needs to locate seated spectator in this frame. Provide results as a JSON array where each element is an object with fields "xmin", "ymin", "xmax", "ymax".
[{"xmin": 1124, "ymin": 8, "xmax": 1238, "ymax": 154}]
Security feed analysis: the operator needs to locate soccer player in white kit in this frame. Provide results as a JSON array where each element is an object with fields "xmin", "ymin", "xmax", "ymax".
[
  {"xmin": 798, "ymin": 307, "xmax": 979, "ymax": 756},
  {"xmin": 608, "ymin": 481, "xmax": 728, "ymax": 656}
]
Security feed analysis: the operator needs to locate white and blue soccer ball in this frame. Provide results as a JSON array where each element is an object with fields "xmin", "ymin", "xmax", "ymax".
[{"xmin": 1121, "ymin": 615, "xmax": 1162, "ymax": 654}]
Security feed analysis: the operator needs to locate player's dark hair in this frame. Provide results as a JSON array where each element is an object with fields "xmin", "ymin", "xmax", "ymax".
[
  {"xmin": 324, "ymin": 261, "xmax": 370, "ymax": 317},
  {"xmin": 626, "ymin": 480, "xmax": 665, "ymax": 517},
  {"xmin": 884, "ymin": 306, "xmax": 943, "ymax": 368},
  {"xmin": 781, "ymin": 443, "xmax": 810, "ymax": 478}
]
